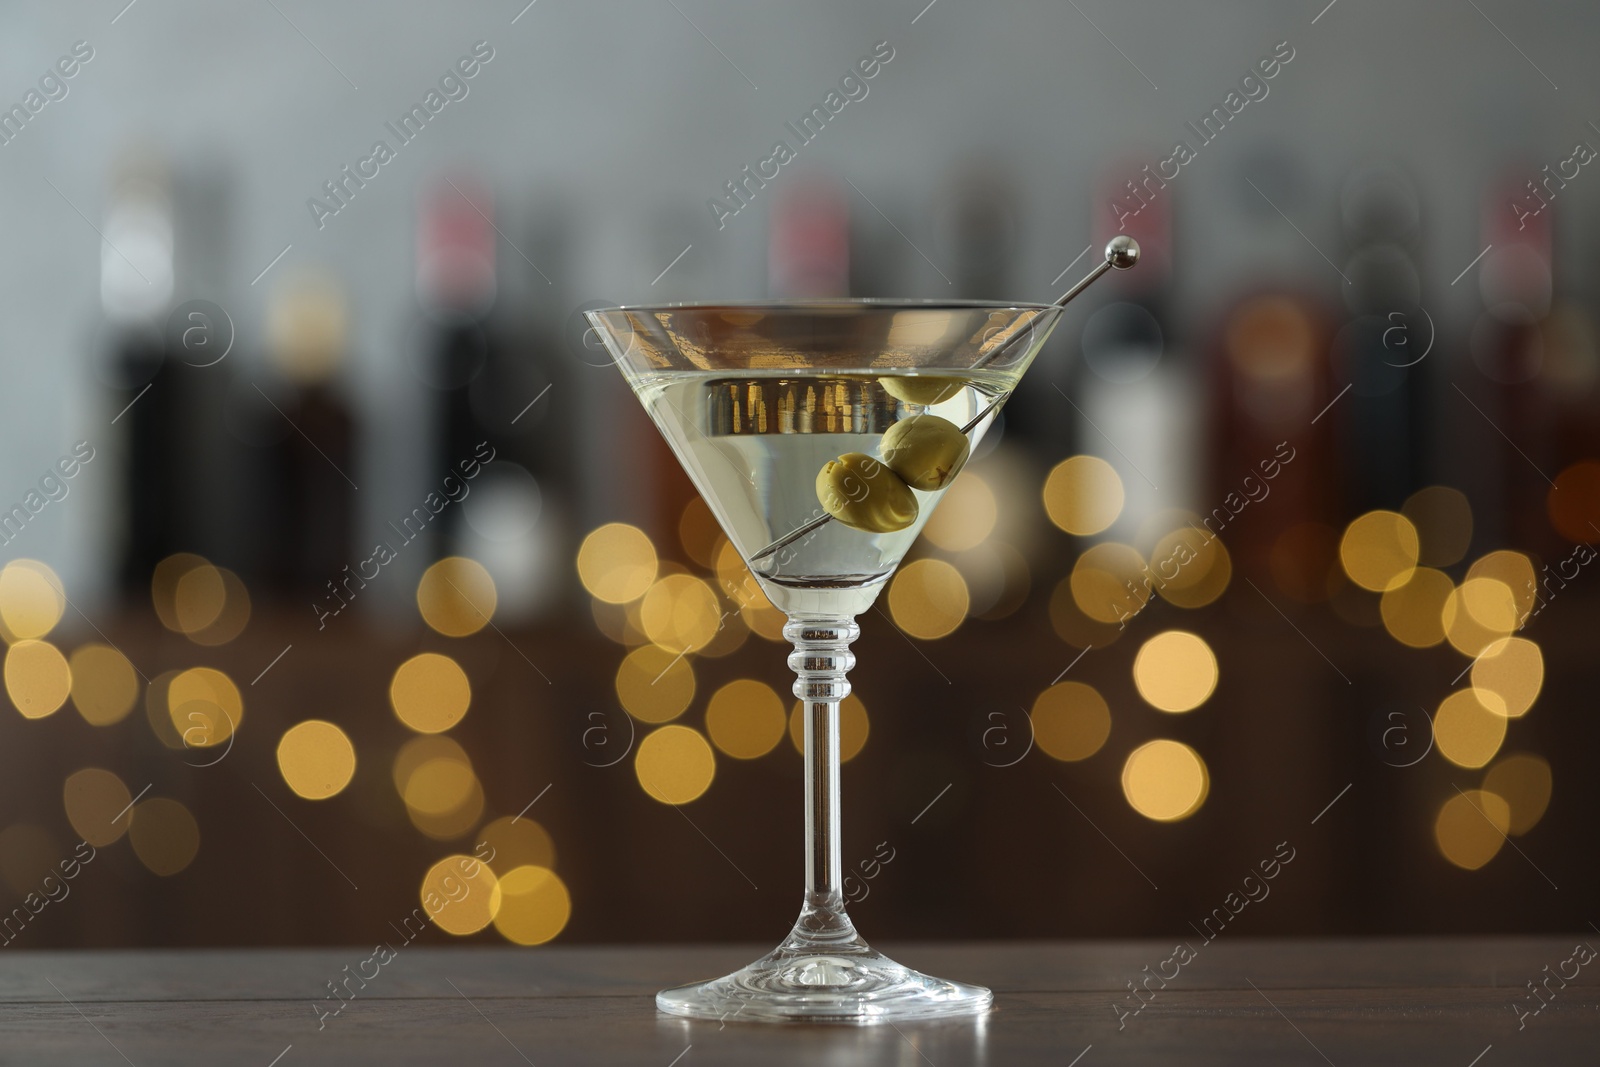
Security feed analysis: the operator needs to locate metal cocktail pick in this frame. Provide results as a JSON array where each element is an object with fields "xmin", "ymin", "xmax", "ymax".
[{"xmin": 747, "ymin": 236, "xmax": 1140, "ymax": 564}]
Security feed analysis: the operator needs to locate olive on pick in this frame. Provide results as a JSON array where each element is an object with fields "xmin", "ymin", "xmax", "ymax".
[
  {"xmin": 881, "ymin": 414, "xmax": 969, "ymax": 491},
  {"xmin": 816, "ymin": 453, "xmax": 919, "ymax": 533}
]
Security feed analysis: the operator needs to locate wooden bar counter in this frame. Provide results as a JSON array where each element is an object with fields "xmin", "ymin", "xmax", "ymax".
[{"xmin": 0, "ymin": 938, "xmax": 1592, "ymax": 1064}]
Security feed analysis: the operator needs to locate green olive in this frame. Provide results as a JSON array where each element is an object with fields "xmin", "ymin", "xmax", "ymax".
[
  {"xmin": 881, "ymin": 414, "xmax": 969, "ymax": 491},
  {"xmin": 878, "ymin": 376, "xmax": 964, "ymax": 406},
  {"xmin": 816, "ymin": 453, "xmax": 919, "ymax": 533}
]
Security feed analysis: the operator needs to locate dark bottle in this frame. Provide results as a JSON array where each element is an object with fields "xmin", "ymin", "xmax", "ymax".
[
  {"xmin": 1204, "ymin": 151, "xmax": 1341, "ymax": 590},
  {"xmin": 100, "ymin": 150, "xmax": 185, "ymax": 594},
  {"xmin": 415, "ymin": 175, "xmax": 501, "ymax": 554},
  {"xmin": 1330, "ymin": 162, "xmax": 1429, "ymax": 517},
  {"xmin": 257, "ymin": 272, "xmax": 358, "ymax": 597},
  {"xmin": 1465, "ymin": 172, "xmax": 1557, "ymax": 554},
  {"xmin": 416, "ymin": 175, "xmax": 569, "ymax": 620}
]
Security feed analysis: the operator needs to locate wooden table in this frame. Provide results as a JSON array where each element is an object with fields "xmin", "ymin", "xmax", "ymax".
[{"xmin": 0, "ymin": 939, "xmax": 1592, "ymax": 1064}]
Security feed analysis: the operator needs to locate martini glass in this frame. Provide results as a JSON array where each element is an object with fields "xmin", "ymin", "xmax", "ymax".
[{"xmin": 587, "ymin": 239, "xmax": 1136, "ymax": 1023}]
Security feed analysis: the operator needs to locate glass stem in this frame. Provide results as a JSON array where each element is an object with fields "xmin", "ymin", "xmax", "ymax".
[{"xmin": 785, "ymin": 616, "xmax": 861, "ymax": 941}]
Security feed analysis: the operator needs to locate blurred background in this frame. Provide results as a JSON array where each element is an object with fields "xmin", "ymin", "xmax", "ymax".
[{"xmin": 0, "ymin": 0, "xmax": 1596, "ymax": 950}]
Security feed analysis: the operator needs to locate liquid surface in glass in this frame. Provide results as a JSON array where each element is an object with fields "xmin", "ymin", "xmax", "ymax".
[{"xmin": 633, "ymin": 370, "xmax": 1015, "ymax": 616}]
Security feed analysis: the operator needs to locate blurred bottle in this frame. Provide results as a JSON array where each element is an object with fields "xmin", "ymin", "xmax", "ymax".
[
  {"xmin": 257, "ymin": 272, "xmax": 358, "ymax": 595},
  {"xmin": 1073, "ymin": 161, "xmax": 1199, "ymax": 546},
  {"xmin": 932, "ymin": 163, "xmax": 1016, "ymax": 301},
  {"xmin": 168, "ymin": 162, "xmax": 241, "ymax": 569},
  {"xmin": 100, "ymin": 149, "xmax": 182, "ymax": 594},
  {"xmin": 1204, "ymin": 149, "xmax": 1341, "ymax": 594},
  {"xmin": 1210, "ymin": 292, "xmax": 1341, "ymax": 591},
  {"xmin": 770, "ymin": 177, "xmax": 849, "ymax": 299},
  {"xmin": 416, "ymin": 175, "xmax": 564, "ymax": 619},
  {"xmin": 416, "ymin": 175, "xmax": 499, "ymax": 549},
  {"xmin": 1467, "ymin": 173, "xmax": 1557, "ymax": 552},
  {"xmin": 1541, "ymin": 301, "xmax": 1600, "ymax": 467},
  {"xmin": 1330, "ymin": 162, "xmax": 1428, "ymax": 515}
]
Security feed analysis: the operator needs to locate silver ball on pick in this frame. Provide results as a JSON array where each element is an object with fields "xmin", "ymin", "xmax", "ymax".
[{"xmin": 1105, "ymin": 235, "xmax": 1140, "ymax": 270}]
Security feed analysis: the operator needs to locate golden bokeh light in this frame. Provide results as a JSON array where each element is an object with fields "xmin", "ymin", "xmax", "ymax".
[
  {"xmin": 1466, "ymin": 551, "xmax": 1538, "ymax": 624},
  {"xmin": 1458, "ymin": 577, "xmax": 1521, "ymax": 633},
  {"xmin": 740, "ymin": 599, "xmax": 787, "ymax": 642},
  {"xmin": 393, "ymin": 736, "xmax": 469, "ymax": 790},
  {"xmin": 1434, "ymin": 789, "xmax": 1510, "ymax": 870},
  {"xmin": 65, "ymin": 643, "xmax": 137, "ymax": 726},
  {"xmin": 965, "ymin": 540, "xmax": 1032, "ymax": 621},
  {"xmin": 590, "ymin": 598, "xmax": 647, "ymax": 646},
  {"xmin": 69, "ymin": 644, "xmax": 140, "ymax": 726},
  {"xmin": 1030, "ymin": 682, "xmax": 1111, "ymax": 762},
  {"xmin": 1482, "ymin": 753, "xmax": 1553, "ymax": 836},
  {"xmin": 695, "ymin": 603, "xmax": 749, "ymax": 658},
  {"xmin": 276, "ymin": 720, "xmax": 357, "ymax": 800},
  {"xmin": 151, "ymin": 553, "xmax": 210, "ymax": 633},
  {"xmin": 639, "ymin": 574, "xmax": 721, "ymax": 654},
  {"xmin": 1470, "ymin": 636, "xmax": 1543, "ymax": 718},
  {"xmin": 577, "ymin": 523, "xmax": 658, "ymax": 604},
  {"xmin": 678, "ymin": 497, "xmax": 724, "ymax": 569},
  {"xmin": 167, "ymin": 666, "xmax": 243, "ymax": 749},
  {"xmin": 129, "ymin": 798, "xmax": 200, "ymax": 877},
  {"xmin": 404, "ymin": 757, "xmax": 478, "ymax": 816},
  {"xmin": 715, "ymin": 541, "xmax": 786, "ymax": 641},
  {"xmin": 188, "ymin": 568, "xmax": 251, "ymax": 646},
  {"xmin": 1071, "ymin": 542, "xmax": 1151, "ymax": 625},
  {"xmin": 1434, "ymin": 689, "xmax": 1507, "ymax": 769},
  {"xmin": 478, "ymin": 816, "xmax": 556, "ymax": 875},
  {"xmin": 410, "ymin": 784, "xmax": 485, "ymax": 840},
  {"xmin": 393, "ymin": 735, "xmax": 467, "ymax": 793},
  {"xmin": 1122, "ymin": 740, "xmax": 1209, "ymax": 822},
  {"xmin": 715, "ymin": 540, "xmax": 762, "ymax": 610},
  {"xmin": 789, "ymin": 694, "xmax": 870, "ymax": 763},
  {"xmin": 1044, "ymin": 455, "xmax": 1123, "ymax": 536},
  {"xmin": 614, "ymin": 645, "xmax": 696, "ymax": 723},
  {"xmin": 417, "ymin": 557, "xmax": 497, "ymax": 637},
  {"xmin": 492, "ymin": 865, "xmax": 571, "ymax": 945},
  {"xmin": 887, "ymin": 559, "xmax": 969, "ymax": 640},
  {"xmin": 389, "ymin": 653, "xmax": 471, "ymax": 733},
  {"xmin": 173, "ymin": 562, "xmax": 226, "ymax": 634},
  {"xmin": 0, "ymin": 559, "xmax": 65, "ymax": 641},
  {"xmin": 392, "ymin": 736, "xmax": 480, "ymax": 837},
  {"xmin": 923, "ymin": 473, "xmax": 997, "ymax": 551},
  {"xmin": 1048, "ymin": 578, "xmax": 1123, "ymax": 650},
  {"xmin": 1547, "ymin": 460, "xmax": 1600, "ymax": 543},
  {"xmin": 1133, "ymin": 631, "xmax": 1218, "ymax": 713},
  {"xmin": 420, "ymin": 854, "xmax": 501, "ymax": 935},
  {"xmin": 63, "ymin": 768, "xmax": 133, "ymax": 847},
  {"xmin": 143, "ymin": 670, "xmax": 183, "ymax": 749},
  {"xmin": 1150, "ymin": 527, "xmax": 1231, "ymax": 609},
  {"xmin": 635, "ymin": 724, "xmax": 717, "ymax": 805},
  {"xmin": 1339, "ymin": 510, "xmax": 1420, "ymax": 592},
  {"xmin": 1441, "ymin": 580, "xmax": 1517, "ymax": 658},
  {"xmin": 1402, "ymin": 486, "xmax": 1473, "ymax": 567},
  {"xmin": 1379, "ymin": 567, "xmax": 1452, "ymax": 648},
  {"xmin": 5, "ymin": 639, "xmax": 71, "ymax": 718},
  {"xmin": 705, "ymin": 678, "xmax": 787, "ymax": 759}
]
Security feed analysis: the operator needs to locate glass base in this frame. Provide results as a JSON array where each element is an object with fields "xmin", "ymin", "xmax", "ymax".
[{"xmin": 656, "ymin": 905, "xmax": 992, "ymax": 1024}]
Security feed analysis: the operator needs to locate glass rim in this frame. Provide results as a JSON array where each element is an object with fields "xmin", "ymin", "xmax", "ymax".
[{"xmin": 589, "ymin": 297, "xmax": 1058, "ymax": 314}]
